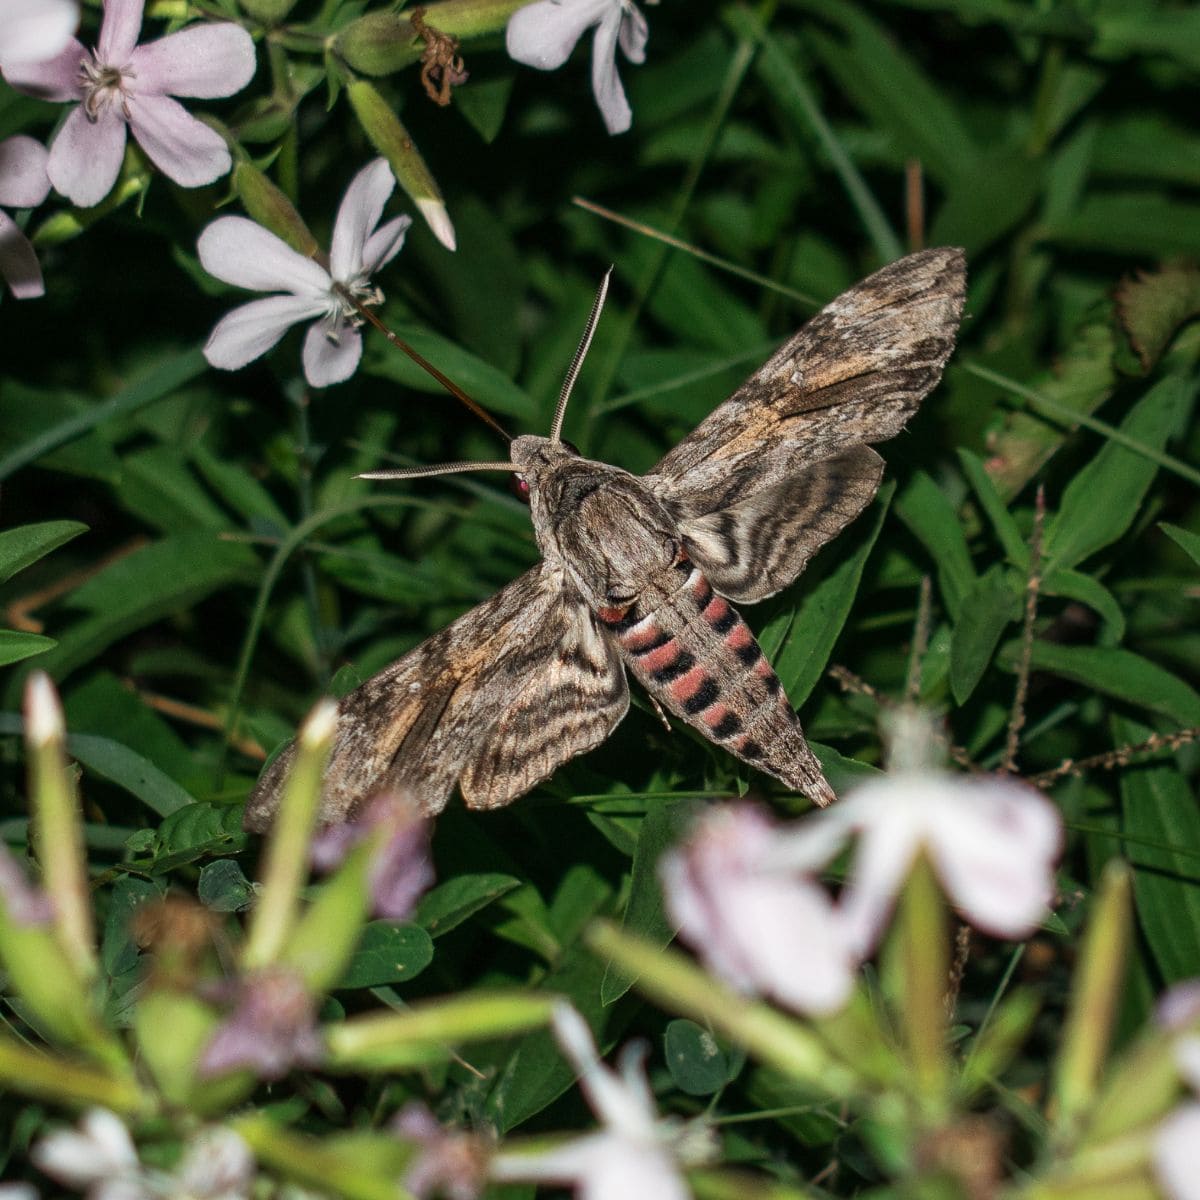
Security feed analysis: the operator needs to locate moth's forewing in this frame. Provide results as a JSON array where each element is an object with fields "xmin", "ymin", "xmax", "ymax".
[{"xmin": 244, "ymin": 564, "xmax": 628, "ymax": 830}]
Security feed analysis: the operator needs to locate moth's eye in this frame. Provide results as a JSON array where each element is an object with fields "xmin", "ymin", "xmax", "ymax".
[
  {"xmin": 510, "ymin": 474, "xmax": 531, "ymax": 504},
  {"xmin": 560, "ymin": 440, "xmax": 580, "ymax": 456}
]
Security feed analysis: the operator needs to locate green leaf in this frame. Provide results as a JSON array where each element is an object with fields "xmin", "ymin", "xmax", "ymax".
[
  {"xmin": 1042, "ymin": 193, "xmax": 1200, "ymax": 259},
  {"xmin": 1117, "ymin": 717, "xmax": 1200, "ymax": 983},
  {"xmin": 895, "ymin": 473, "xmax": 975, "ymax": 619},
  {"xmin": 766, "ymin": 483, "xmax": 893, "ymax": 706},
  {"xmin": 198, "ymin": 859, "xmax": 256, "ymax": 912},
  {"xmin": 414, "ymin": 872, "xmax": 521, "ymax": 938},
  {"xmin": 601, "ymin": 800, "xmax": 701, "ymax": 1005},
  {"xmin": 1041, "ymin": 569, "xmax": 1126, "ymax": 646},
  {"xmin": 1045, "ymin": 375, "xmax": 1191, "ymax": 573},
  {"xmin": 950, "ymin": 565, "xmax": 1019, "ymax": 704},
  {"xmin": 1161, "ymin": 522, "xmax": 1200, "ymax": 569},
  {"xmin": 1115, "ymin": 262, "xmax": 1200, "ymax": 371},
  {"xmin": 664, "ymin": 1019, "xmax": 735, "ymax": 1095},
  {"xmin": 66, "ymin": 733, "xmax": 196, "ymax": 817},
  {"xmin": 0, "ymin": 630, "xmax": 56, "ymax": 667},
  {"xmin": 339, "ymin": 922, "xmax": 434, "ymax": 989},
  {"xmin": 155, "ymin": 802, "xmax": 247, "ymax": 866},
  {"xmin": 931, "ymin": 145, "xmax": 1040, "ymax": 255},
  {"xmin": 1014, "ymin": 643, "xmax": 1200, "ymax": 728},
  {"xmin": 363, "ymin": 321, "xmax": 534, "ymax": 419},
  {"xmin": 0, "ymin": 520, "xmax": 88, "ymax": 583},
  {"xmin": 956, "ymin": 448, "xmax": 1027, "ymax": 567}
]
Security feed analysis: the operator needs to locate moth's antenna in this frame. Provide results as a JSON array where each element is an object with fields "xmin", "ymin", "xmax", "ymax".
[
  {"xmin": 333, "ymin": 282, "xmax": 512, "ymax": 445},
  {"xmin": 550, "ymin": 267, "xmax": 612, "ymax": 445},
  {"xmin": 357, "ymin": 460, "xmax": 513, "ymax": 482}
]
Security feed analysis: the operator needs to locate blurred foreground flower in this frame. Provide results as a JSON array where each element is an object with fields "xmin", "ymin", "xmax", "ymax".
[
  {"xmin": 312, "ymin": 791, "xmax": 434, "ymax": 920},
  {"xmin": 392, "ymin": 1102, "xmax": 491, "ymax": 1200},
  {"xmin": 199, "ymin": 967, "xmax": 323, "ymax": 1080},
  {"xmin": 774, "ymin": 711, "xmax": 1062, "ymax": 955},
  {"xmin": 1155, "ymin": 998, "xmax": 1200, "ymax": 1200},
  {"xmin": 660, "ymin": 802, "xmax": 856, "ymax": 1015},
  {"xmin": 0, "ymin": 135, "xmax": 51, "ymax": 299},
  {"xmin": 506, "ymin": 0, "xmax": 651, "ymax": 134},
  {"xmin": 32, "ymin": 1111, "xmax": 254, "ymax": 1200},
  {"xmin": 491, "ymin": 1003, "xmax": 704, "ymax": 1198},
  {"xmin": 199, "ymin": 157, "xmax": 411, "ymax": 387},
  {"xmin": 1, "ymin": 0, "xmax": 255, "ymax": 207},
  {"xmin": 0, "ymin": 0, "xmax": 78, "ymax": 66}
]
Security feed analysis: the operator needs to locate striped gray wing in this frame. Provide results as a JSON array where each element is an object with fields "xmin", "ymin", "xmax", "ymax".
[
  {"xmin": 244, "ymin": 562, "xmax": 628, "ymax": 829},
  {"xmin": 645, "ymin": 248, "xmax": 965, "ymax": 517}
]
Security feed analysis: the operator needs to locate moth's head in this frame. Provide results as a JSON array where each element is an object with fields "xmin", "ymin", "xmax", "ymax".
[{"xmin": 508, "ymin": 434, "xmax": 581, "ymax": 506}]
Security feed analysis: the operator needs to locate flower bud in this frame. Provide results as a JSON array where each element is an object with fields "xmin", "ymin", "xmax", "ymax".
[{"xmin": 232, "ymin": 161, "xmax": 318, "ymax": 257}]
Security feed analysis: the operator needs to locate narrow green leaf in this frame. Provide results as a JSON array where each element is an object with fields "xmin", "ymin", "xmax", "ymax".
[
  {"xmin": 1117, "ymin": 717, "xmax": 1200, "ymax": 983},
  {"xmin": 1041, "ymin": 569, "xmax": 1126, "ymax": 645},
  {"xmin": 1161, "ymin": 522, "xmax": 1200, "ymax": 569},
  {"xmin": 956, "ymin": 449, "xmax": 1027, "ymax": 567},
  {"xmin": 950, "ymin": 565, "xmax": 1019, "ymax": 704},
  {"xmin": 66, "ymin": 733, "xmax": 195, "ymax": 817},
  {"xmin": 1045, "ymin": 375, "xmax": 1192, "ymax": 572},
  {"xmin": 0, "ymin": 520, "xmax": 88, "ymax": 584},
  {"xmin": 0, "ymin": 630, "xmax": 56, "ymax": 667},
  {"xmin": 895, "ymin": 474, "xmax": 975, "ymax": 619},
  {"xmin": 771, "ymin": 482, "xmax": 893, "ymax": 705},
  {"xmin": 601, "ymin": 799, "xmax": 702, "ymax": 1005},
  {"xmin": 1014, "ymin": 643, "xmax": 1200, "ymax": 727}
]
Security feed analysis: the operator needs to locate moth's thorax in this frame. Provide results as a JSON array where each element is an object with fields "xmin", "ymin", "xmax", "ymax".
[{"xmin": 511, "ymin": 435, "xmax": 681, "ymax": 611}]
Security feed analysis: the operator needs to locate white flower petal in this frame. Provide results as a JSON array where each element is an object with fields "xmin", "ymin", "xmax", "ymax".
[
  {"xmin": 361, "ymin": 213, "xmax": 412, "ymax": 275},
  {"xmin": 1156, "ymin": 1103, "xmax": 1200, "ymax": 1200},
  {"xmin": 1160, "ymin": 983, "xmax": 1200, "ymax": 1032},
  {"xmin": 1176, "ymin": 1036, "xmax": 1200, "ymax": 1094},
  {"xmin": 204, "ymin": 294, "xmax": 327, "ymax": 370},
  {"xmin": 126, "ymin": 92, "xmax": 232, "ymax": 188},
  {"xmin": 506, "ymin": 0, "xmax": 610, "ymax": 70},
  {"xmin": 129, "ymin": 22, "xmax": 256, "ymax": 99},
  {"xmin": 581, "ymin": 1144, "xmax": 689, "ymax": 1200},
  {"xmin": 33, "ymin": 1110, "xmax": 138, "ymax": 1186},
  {"xmin": 618, "ymin": 3, "xmax": 648, "ymax": 63},
  {"xmin": 302, "ymin": 319, "xmax": 363, "ymax": 387},
  {"xmin": 198, "ymin": 216, "xmax": 330, "ymax": 296},
  {"xmin": 0, "ymin": 209, "xmax": 44, "ymax": 298},
  {"xmin": 836, "ymin": 803, "xmax": 920, "ymax": 957},
  {"xmin": 0, "ymin": 0, "xmax": 78, "ymax": 67},
  {"xmin": 590, "ymin": 5, "xmax": 631, "ymax": 133},
  {"xmin": 0, "ymin": 36, "xmax": 85, "ymax": 100},
  {"xmin": 0, "ymin": 135, "xmax": 50, "ymax": 208},
  {"xmin": 98, "ymin": 0, "xmax": 144, "ymax": 66},
  {"xmin": 47, "ymin": 101, "xmax": 126, "ymax": 207},
  {"xmin": 330, "ymin": 157, "xmax": 394, "ymax": 282},
  {"xmin": 491, "ymin": 1133, "xmax": 614, "ymax": 1184}
]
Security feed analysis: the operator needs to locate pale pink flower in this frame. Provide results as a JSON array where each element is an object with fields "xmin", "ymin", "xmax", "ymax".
[
  {"xmin": 1156, "ymin": 1103, "xmax": 1200, "ymax": 1200},
  {"xmin": 773, "ymin": 716, "xmax": 1062, "ymax": 956},
  {"xmin": 311, "ymin": 791, "xmax": 434, "ymax": 921},
  {"xmin": 661, "ymin": 803, "xmax": 857, "ymax": 1016},
  {"xmin": 1, "ymin": 0, "xmax": 255, "ymax": 207},
  {"xmin": 0, "ymin": 0, "xmax": 78, "ymax": 66},
  {"xmin": 0, "ymin": 135, "xmax": 51, "ymax": 299},
  {"xmin": 199, "ymin": 967, "xmax": 323, "ymax": 1080},
  {"xmin": 198, "ymin": 157, "xmax": 411, "ymax": 388},
  {"xmin": 506, "ymin": 0, "xmax": 651, "ymax": 135},
  {"xmin": 490, "ymin": 1003, "xmax": 704, "ymax": 1199},
  {"xmin": 391, "ymin": 1102, "xmax": 490, "ymax": 1200}
]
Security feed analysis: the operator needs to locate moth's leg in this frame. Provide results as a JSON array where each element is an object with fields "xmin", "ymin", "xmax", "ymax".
[{"xmin": 647, "ymin": 694, "xmax": 673, "ymax": 733}]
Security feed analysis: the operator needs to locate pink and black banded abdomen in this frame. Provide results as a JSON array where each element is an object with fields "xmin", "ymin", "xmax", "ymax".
[{"xmin": 599, "ymin": 561, "xmax": 835, "ymax": 807}]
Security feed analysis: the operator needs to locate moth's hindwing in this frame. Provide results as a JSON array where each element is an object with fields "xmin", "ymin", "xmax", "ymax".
[
  {"xmin": 599, "ymin": 555, "xmax": 836, "ymax": 806},
  {"xmin": 244, "ymin": 562, "xmax": 628, "ymax": 830}
]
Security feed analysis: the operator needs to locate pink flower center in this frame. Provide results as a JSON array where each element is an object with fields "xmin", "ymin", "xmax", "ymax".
[{"xmin": 79, "ymin": 53, "xmax": 134, "ymax": 123}]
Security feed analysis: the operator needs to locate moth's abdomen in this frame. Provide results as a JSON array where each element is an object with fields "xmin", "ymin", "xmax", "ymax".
[{"xmin": 600, "ymin": 564, "xmax": 835, "ymax": 807}]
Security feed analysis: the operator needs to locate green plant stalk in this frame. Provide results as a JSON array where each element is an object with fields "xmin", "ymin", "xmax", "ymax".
[
  {"xmin": 281, "ymin": 839, "xmax": 374, "ymax": 992},
  {"xmin": 586, "ymin": 922, "xmax": 853, "ymax": 1092},
  {"xmin": 326, "ymin": 990, "xmax": 556, "ymax": 1069},
  {"xmin": 894, "ymin": 855, "xmax": 950, "ymax": 1114},
  {"xmin": 1022, "ymin": 1128, "xmax": 1156, "ymax": 1200},
  {"xmin": 241, "ymin": 701, "xmax": 336, "ymax": 969},
  {"xmin": 0, "ymin": 1035, "xmax": 149, "ymax": 1114},
  {"xmin": 1083, "ymin": 1030, "xmax": 1184, "ymax": 1145},
  {"xmin": 24, "ymin": 675, "xmax": 96, "ymax": 982},
  {"xmin": 346, "ymin": 80, "xmax": 455, "ymax": 250},
  {"xmin": 231, "ymin": 1113, "xmax": 416, "ymax": 1200},
  {"xmin": 1053, "ymin": 860, "xmax": 1132, "ymax": 1138}
]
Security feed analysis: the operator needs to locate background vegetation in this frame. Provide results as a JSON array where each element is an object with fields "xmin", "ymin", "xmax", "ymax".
[{"xmin": 2, "ymin": 0, "xmax": 1200, "ymax": 1194}]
